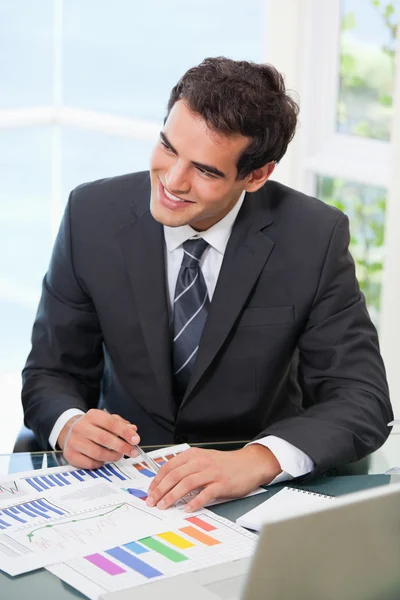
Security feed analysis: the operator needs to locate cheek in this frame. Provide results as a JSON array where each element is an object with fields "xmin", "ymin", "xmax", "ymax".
[{"xmin": 150, "ymin": 146, "xmax": 165, "ymax": 171}]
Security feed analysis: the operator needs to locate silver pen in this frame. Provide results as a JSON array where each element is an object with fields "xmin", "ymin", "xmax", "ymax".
[{"xmin": 103, "ymin": 409, "xmax": 160, "ymax": 474}]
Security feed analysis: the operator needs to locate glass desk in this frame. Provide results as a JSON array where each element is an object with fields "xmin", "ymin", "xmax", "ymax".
[{"xmin": 1, "ymin": 451, "xmax": 399, "ymax": 600}]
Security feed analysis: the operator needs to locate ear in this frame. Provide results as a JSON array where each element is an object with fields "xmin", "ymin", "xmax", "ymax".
[{"xmin": 243, "ymin": 162, "xmax": 275, "ymax": 192}]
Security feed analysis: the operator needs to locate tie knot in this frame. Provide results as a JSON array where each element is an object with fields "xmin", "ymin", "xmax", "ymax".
[{"xmin": 181, "ymin": 238, "xmax": 209, "ymax": 268}]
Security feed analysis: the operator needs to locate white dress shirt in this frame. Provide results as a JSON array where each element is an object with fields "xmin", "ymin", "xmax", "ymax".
[{"xmin": 49, "ymin": 190, "xmax": 314, "ymax": 483}]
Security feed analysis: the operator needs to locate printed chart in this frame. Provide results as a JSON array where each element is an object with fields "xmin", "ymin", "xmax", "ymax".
[
  {"xmin": 0, "ymin": 480, "xmax": 27, "ymax": 501},
  {"xmin": 0, "ymin": 489, "xmax": 185, "ymax": 575},
  {"xmin": 48, "ymin": 512, "xmax": 258, "ymax": 600},
  {"xmin": 23, "ymin": 463, "xmax": 132, "ymax": 493}
]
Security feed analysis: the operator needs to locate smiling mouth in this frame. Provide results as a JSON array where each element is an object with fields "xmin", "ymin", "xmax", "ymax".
[{"xmin": 160, "ymin": 182, "xmax": 193, "ymax": 203}]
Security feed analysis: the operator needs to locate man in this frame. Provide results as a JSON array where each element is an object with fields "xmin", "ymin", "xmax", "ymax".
[{"xmin": 22, "ymin": 57, "xmax": 392, "ymax": 513}]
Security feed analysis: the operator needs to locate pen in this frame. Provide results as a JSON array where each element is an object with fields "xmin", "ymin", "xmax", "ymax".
[{"xmin": 102, "ymin": 408, "xmax": 160, "ymax": 474}]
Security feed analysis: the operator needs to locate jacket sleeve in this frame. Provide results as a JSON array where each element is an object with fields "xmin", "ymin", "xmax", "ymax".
[
  {"xmin": 259, "ymin": 213, "xmax": 393, "ymax": 473},
  {"xmin": 22, "ymin": 189, "xmax": 104, "ymax": 449}
]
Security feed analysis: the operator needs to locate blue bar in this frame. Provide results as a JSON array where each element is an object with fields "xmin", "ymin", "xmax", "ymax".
[
  {"xmin": 3, "ymin": 508, "xmax": 26, "ymax": 523},
  {"xmin": 140, "ymin": 468, "xmax": 156, "ymax": 478},
  {"xmin": 78, "ymin": 470, "xmax": 87, "ymax": 476},
  {"xmin": 54, "ymin": 473, "xmax": 71, "ymax": 485},
  {"xmin": 107, "ymin": 464, "xmax": 126, "ymax": 481},
  {"xmin": 33, "ymin": 477, "xmax": 49, "ymax": 490},
  {"xmin": 48, "ymin": 474, "xmax": 64, "ymax": 487},
  {"xmin": 14, "ymin": 505, "xmax": 38, "ymax": 518},
  {"xmin": 32, "ymin": 499, "xmax": 65, "ymax": 516},
  {"xmin": 71, "ymin": 471, "xmax": 85, "ymax": 482},
  {"xmin": 40, "ymin": 476, "xmax": 55, "ymax": 487},
  {"xmin": 84, "ymin": 469, "xmax": 98, "ymax": 478},
  {"xmin": 0, "ymin": 525, "xmax": 5, "ymax": 530},
  {"xmin": 96, "ymin": 467, "xmax": 112, "ymax": 482},
  {"xmin": 123, "ymin": 541, "xmax": 149, "ymax": 555},
  {"xmin": 25, "ymin": 478, "xmax": 43, "ymax": 492},
  {"xmin": 0, "ymin": 518, "xmax": 10, "ymax": 527},
  {"xmin": 24, "ymin": 503, "xmax": 51, "ymax": 519},
  {"xmin": 106, "ymin": 547, "xmax": 162, "ymax": 579}
]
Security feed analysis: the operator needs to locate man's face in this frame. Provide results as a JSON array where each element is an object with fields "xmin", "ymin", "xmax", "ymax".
[{"xmin": 149, "ymin": 100, "xmax": 252, "ymax": 231}]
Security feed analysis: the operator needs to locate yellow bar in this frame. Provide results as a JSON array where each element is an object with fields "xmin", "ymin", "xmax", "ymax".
[{"xmin": 157, "ymin": 531, "xmax": 195, "ymax": 549}]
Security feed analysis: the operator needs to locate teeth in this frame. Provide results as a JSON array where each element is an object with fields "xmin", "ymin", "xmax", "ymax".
[{"xmin": 164, "ymin": 187, "xmax": 185, "ymax": 202}]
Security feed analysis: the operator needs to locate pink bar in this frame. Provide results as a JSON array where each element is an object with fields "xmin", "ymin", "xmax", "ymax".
[
  {"xmin": 85, "ymin": 553, "xmax": 126, "ymax": 575},
  {"xmin": 185, "ymin": 516, "xmax": 217, "ymax": 532}
]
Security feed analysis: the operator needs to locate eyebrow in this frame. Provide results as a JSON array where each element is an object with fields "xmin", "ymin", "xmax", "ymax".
[{"xmin": 159, "ymin": 132, "xmax": 227, "ymax": 179}]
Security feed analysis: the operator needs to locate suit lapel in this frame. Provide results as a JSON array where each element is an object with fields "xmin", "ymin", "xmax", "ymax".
[
  {"xmin": 117, "ymin": 209, "xmax": 175, "ymax": 424},
  {"xmin": 182, "ymin": 187, "xmax": 275, "ymax": 403}
]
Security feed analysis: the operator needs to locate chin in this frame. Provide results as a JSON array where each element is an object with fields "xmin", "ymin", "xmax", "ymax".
[{"xmin": 150, "ymin": 200, "xmax": 187, "ymax": 227}]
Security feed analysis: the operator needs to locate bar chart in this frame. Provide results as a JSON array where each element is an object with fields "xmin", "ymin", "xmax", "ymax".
[
  {"xmin": 24, "ymin": 463, "xmax": 131, "ymax": 493},
  {"xmin": 0, "ymin": 499, "xmax": 67, "ymax": 529},
  {"xmin": 50, "ymin": 512, "xmax": 257, "ymax": 597}
]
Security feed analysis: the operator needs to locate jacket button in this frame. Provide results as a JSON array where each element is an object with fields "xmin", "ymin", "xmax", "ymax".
[{"xmin": 175, "ymin": 435, "xmax": 188, "ymax": 444}]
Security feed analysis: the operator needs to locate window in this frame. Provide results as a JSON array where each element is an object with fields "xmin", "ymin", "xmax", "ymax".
[{"xmin": 0, "ymin": 0, "xmax": 266, "ymax": 451}]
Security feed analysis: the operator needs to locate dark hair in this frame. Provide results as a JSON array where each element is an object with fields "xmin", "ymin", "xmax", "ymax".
[{"xmin": 166, "ymin": 57, "xmax": 299, "ymax": 179}]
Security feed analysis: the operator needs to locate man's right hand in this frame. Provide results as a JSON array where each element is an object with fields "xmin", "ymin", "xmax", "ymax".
[{"xmin": 57, "ymin": 409, "xmax": 140, "ymax": 469}]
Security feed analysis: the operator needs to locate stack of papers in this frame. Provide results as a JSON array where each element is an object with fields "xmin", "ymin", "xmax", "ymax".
[{"xmin": 0, "ymin": 444, "xmax": 263, "ymax": 599}]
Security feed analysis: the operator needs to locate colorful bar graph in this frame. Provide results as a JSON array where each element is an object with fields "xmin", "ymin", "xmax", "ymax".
[
  {"xmin": 185, "ymin": 516, "xmax": 217, "ymax": 531},
  {"xmin": 133, "ymin": 464, "xmax": 156, "ymax": 478},
  {"xmin": 85, "ymin": 553, "xmax": 126, "ymax": 576},
  {"xmin": 157, "ymin": 531, "xmax": 194, "ymax": 549},
  {"xmin": 139, "ymin": 537, "xmax": 188, "ymax": 562},
  {"xmin": 106, "ymin": 546, "xmax": 163, "ymax": 578},
  {"xmin": 154, "ymin": 457, "xmax": 166, "ymax": 466},
  {"xmin": 123, "ymin": 541, "xmax": 148, "ymax": 555},
  {"xmin": 179, "ymin": 526, "xmax": 220, "ymax": 546}
]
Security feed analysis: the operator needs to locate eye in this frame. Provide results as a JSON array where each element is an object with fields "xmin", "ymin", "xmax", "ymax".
[
  {"xmin": 160, "ymin": 140, "xmax": 172, "ymax": 151},
  {"xmin": 197, "ymin": 167, "xmax": 217, "ymax": 179}
]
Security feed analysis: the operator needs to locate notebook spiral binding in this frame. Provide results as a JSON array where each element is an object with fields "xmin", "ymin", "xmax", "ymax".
[{"xmin": 288, "ymin": 487, "xmax": 335, "ymax": 499}]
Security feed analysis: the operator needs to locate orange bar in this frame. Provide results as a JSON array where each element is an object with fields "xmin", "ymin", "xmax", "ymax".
[
  {"xmin": 185, "ymin": 516, "xmax": 216, "ymax": 531},
  {"xmin": 179, "ymin": 526, "xmax": 220, "ymax": 546}
]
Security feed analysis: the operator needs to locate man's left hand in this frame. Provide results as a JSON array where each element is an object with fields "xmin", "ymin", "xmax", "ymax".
[{"xmin": 146, "ymin": 444, "xmax": 282, "ymax": 512}]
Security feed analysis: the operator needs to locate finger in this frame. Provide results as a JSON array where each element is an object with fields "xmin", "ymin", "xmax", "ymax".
[
  {"xmin": 184, "ymin": 483, "xmax": 222, "ymax": 512},
  {"xmin": 148, "ymin": 468, "xmax": 214, "ymax": 510},
  {"xmin": 88, "ymin": 423, "xmax": 140, "ymax": 457},
  {"xmin": 148, "ymin": 451, "xmax": 191, "ymax": 492},
  {"xmin": 87, "ymin": 409, "xmax": 138, "ymax": 443},
  {"xmin": 63, "ymin": 447, "xmax": 104, "ymax": 470},
  {"xmin": 71, "ymin": 436, "xmax": 124, "ymax": 464}
]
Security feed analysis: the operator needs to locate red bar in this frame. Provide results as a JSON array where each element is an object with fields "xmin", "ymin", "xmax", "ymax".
[{"xmin": 185, "ymin": 516, "xmax": 216, "ymax": 531}]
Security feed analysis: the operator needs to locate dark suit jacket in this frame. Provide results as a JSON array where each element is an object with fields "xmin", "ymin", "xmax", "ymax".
[{"xmin": 22, "ymin": 171, "xmax": 392, "ymax": 473}]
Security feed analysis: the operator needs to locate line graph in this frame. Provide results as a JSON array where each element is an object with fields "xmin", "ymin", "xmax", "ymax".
[{"xmin": 21, "ymin": 501, "xmax": 165, "ymax": 553}]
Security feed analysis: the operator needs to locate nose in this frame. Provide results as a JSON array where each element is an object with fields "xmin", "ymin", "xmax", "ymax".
[{"xmin": 165, "ymin": 161, "xmax": 190, "ymax": 195}]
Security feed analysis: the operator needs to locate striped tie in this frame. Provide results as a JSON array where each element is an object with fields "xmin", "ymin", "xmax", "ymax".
[{"xmin": 173, "ymin": 238, "xmax": 210, "ymax": 403}]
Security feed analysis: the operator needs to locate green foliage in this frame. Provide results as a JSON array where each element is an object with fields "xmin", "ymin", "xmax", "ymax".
[
  {"xmin": 317, "ymin": 177, "xmax": 386, "ymax": 325},
  {"xmin": 338, "ymin": 0, "xmax": 398, "ymax": 140}
]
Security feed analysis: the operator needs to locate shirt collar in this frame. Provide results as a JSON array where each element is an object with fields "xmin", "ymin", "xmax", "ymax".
[{"xmin": 164, "ymin": 190, "xmax": 246, "ymax": 255}]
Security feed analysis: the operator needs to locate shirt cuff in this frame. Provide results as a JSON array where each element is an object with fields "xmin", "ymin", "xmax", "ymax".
[
  {"xmin": 247, "ymin": 435, "xmax": 314, "ymax": 485},
  {"xmin": 49, "ymin": 409, "xmax": 85, "ymax": 450}
]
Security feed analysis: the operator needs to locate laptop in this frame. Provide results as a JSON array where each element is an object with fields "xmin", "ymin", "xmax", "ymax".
[{"xmin": 101, "ymin": 481, "xmax": 400, "ymax": 600}]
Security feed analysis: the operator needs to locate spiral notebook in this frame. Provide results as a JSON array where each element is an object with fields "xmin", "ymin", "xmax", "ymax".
[{"xmin": 236, "ymin": 486, "xmax": 335, "ymax": 531}]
